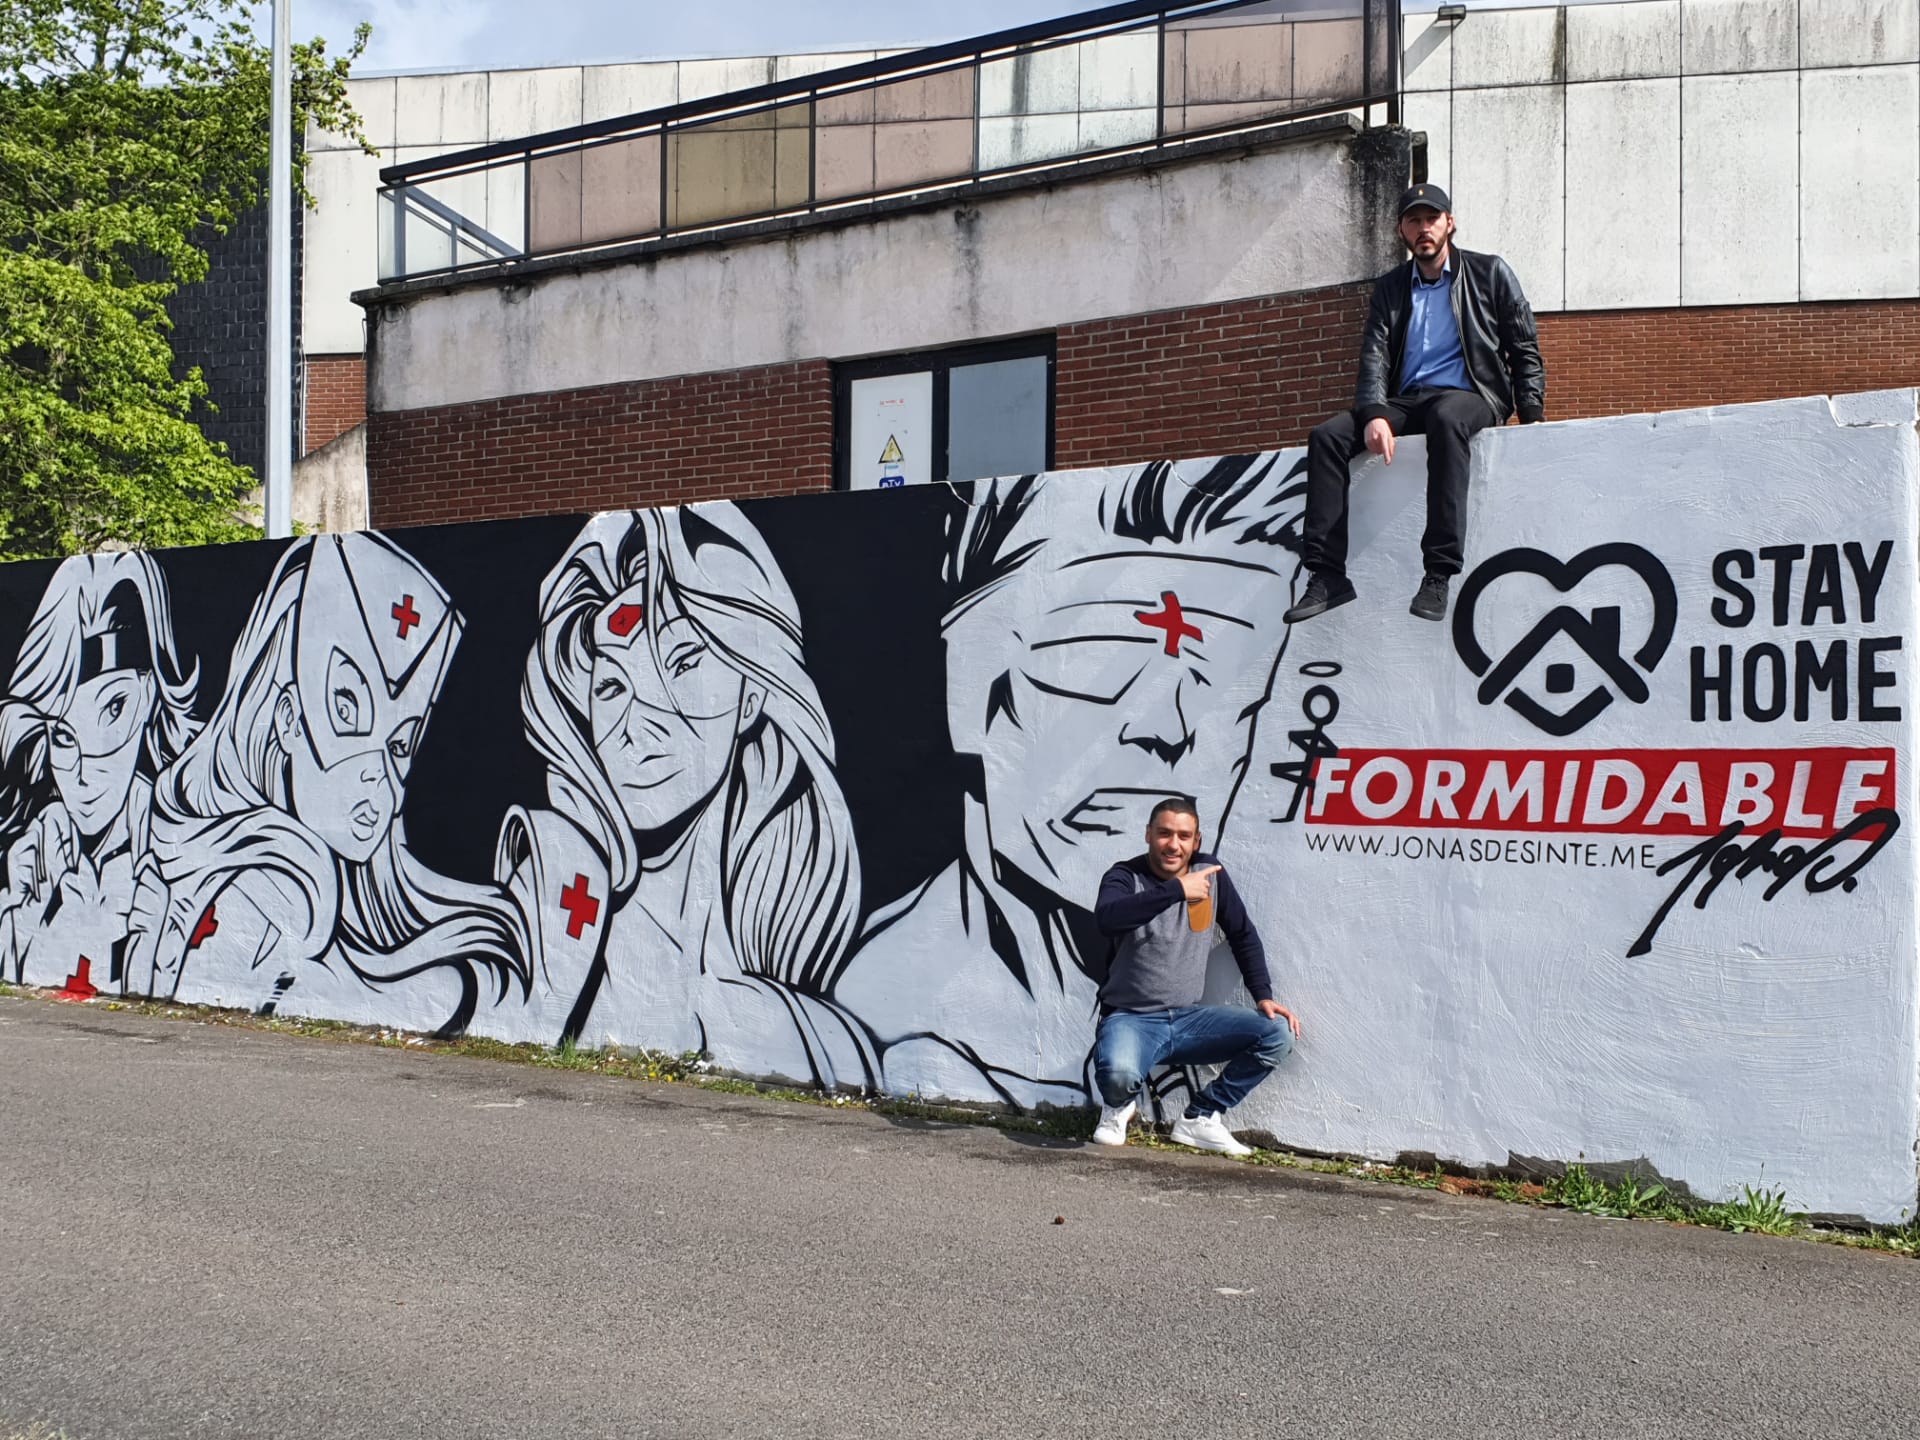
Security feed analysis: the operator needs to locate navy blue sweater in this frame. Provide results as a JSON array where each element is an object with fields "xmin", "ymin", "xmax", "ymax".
[{"xmin": 1093, "ymin": 852, "xmax": 1272, "ymax": 1007}]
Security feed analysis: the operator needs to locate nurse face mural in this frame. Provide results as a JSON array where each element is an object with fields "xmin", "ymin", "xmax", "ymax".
[
  {"xmin": 277, "ymin": 535, "xmax": 457, "ymax": 864},
  {"xmin": 944, "ymin": 454, "xmax": 1306, "ymax": 908},
  {"xmin": 586, "ymin": 569, "xmax": 762, "ymax": 846}
]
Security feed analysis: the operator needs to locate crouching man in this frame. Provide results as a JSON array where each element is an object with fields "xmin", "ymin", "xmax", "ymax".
[{"xmin": 1090, "ymin": 797, "xmax": 1300, "ymax": 1156}]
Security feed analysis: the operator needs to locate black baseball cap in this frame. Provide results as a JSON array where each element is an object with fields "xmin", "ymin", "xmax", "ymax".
[{"xmin": 1397, "ymin": 183, "xmax": 1451, "ymax": 216}]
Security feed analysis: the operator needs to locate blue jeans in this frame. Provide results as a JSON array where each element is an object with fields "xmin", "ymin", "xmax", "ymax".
[{"xmin": 1093, "ymin": 1005, "xmax": 1293, "ymax": 1115}]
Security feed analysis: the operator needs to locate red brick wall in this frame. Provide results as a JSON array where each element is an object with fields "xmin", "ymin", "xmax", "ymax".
[
  {"xmin": 1054, "ymin": 284, "xmax": 1372, "ymax": 467},
  {"xmin": 304, "ymin": 354, "xmax": 368, "ymax": 455},
  {"xmin": 1536, "ymin": 298, "xmax": 1920, "ymax": 421},
  {"xmin": 367, "ymin": 360, "xmax": 833, "ymax": 530},
  {"xmin": 364, "ymin": 291, "xmax": 1920, "ymax": 527}
]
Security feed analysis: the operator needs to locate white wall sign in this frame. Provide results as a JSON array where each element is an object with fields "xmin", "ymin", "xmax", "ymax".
[{"xmin": 847, "ymin": 372, "xmax": 933, "ymax": 490}]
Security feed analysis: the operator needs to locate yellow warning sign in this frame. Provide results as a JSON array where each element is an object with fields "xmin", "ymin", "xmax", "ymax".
[{"xmin": 878, "ymin": 435, "xmax": 904, "ymax": 465}]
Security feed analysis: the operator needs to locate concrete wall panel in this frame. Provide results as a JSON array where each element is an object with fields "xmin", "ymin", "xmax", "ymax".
[
  {"xmin": 979, "ymin": 114, "xmax": 1080, "ymax": 169},
  {"xmin": 581, "ymin": 63, "xmax": 679, "ymax": 125},
  {"xmin": 679, "ymin": 57, "xmax": 776, "ymax": 103},
  {"xmin": 775, "ymin": 51, "xmax": 877, "ymax": 83},
  {"xmin": 1402, "ymin": 11, "xmax": 1455, "ymax": 93},
  {"xmin": 871, "ymin": 118, "xmax": 973, "ymax": 191},
  {"xmin": 1799, "ymin": 0, "xmax": 1920, "ymax": 67},
  {"xmin": 485, "ymin": 165, "xmax": 528, "ymax": 254},
  {"xmin": 303, "ymin": 150, "xmax": 383, "ymax": 353},
  {"xmin": 1078, "ymin": 107, "xmax": 1159, "ymax": 154},
  {"xmin": 1680, "ymin": 71, "xmax": 1798, "ymax": 303},
  {"xmin": 393, "ymin": 72, "xmax": 490, "ymax": 149},
  {"xmin": 1403, "ymin": 90, "xmax": 1452, "ymax": 193},
  {"xmin": 1800, "ymin": 66, "xmax": 1920, "ymax": 299},
  {"xmin": 981, "ymin": 45, "xmax": 1083, "ymax": 117},
  {"xmin": 814, "ymin": 125, "xmax": 875, "ymax": 201},
  {"xmin": 1294, "ymin": 19, "xmax": 1366, "ymax": 104},
  {"xmin": 1565, "ymin": 0, "xmax": 1679, "ymax": 81},
  {"xmin": 1078, "ymin": 32, "xmax": 1161, "ymax": 112},
  {"xmin": 1449, "ymin": 84, "xmax": 1566, "ymax": 310},
  {"xmin": 1173, "ymin": 20, "xmax": 1294, "ymax": 104},
  {"xmin": 315, "ymin": 76, "xmax": 396, "ymax": 152},
  {"xmin": 1450, "ymin": 6, "xmax": 1563, "ymax": 89},
  {"xmin": 578, "ymin": 137, "xmax": 665, "ymax": 244},
  {"xmin": 1680, "ymin": 0, "xmax": 1797, "ymax": 73},
  {"xmin": 1566, "ymin": 79, "xmax": 1679, "ymax": 308},
  {"xmin": 486, "ymin": 67, "xmax": 583, "ymax": 144}
]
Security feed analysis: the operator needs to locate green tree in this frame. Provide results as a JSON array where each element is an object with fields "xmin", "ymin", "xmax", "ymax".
[{"xmin": 0, "ymin": 0, "xmax": 371, "ymax": 560}]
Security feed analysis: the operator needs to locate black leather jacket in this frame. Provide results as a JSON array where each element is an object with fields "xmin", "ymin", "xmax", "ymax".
[{"xmin": 1354, "ymin": 247, "xmax": 1546, "ymax": 427}]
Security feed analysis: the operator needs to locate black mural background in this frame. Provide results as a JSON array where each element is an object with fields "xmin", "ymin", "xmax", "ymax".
[{"xmin": 0, "ymin": 492, "xmax": 972, "ymax": 949}]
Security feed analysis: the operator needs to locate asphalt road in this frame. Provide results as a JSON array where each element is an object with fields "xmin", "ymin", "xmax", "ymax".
[{"xmin": 2, "ymin": 995, "xmax": 1917, "ymax": 1440}]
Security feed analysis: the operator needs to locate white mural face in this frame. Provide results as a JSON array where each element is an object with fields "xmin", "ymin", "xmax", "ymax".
[
  {"xmin": 585, "ymin": 570, "xmax": 755, "ymax": 839},
  {"xmin": 944, "ymin": 458, "xmax": 1304, "ymax": 910},
  {"xmin": 51, "ymin": 669, "xmax": 158, "ymax": 837},
  {"xmin": 0, "ymin": 393, "xmax": 1914, "ymax": 1221},
  {"xmin": 0, "ymin": 555, "xmax": 198, "ymax": 995}
]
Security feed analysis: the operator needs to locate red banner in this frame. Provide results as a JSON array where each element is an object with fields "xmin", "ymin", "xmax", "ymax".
[{"xmin": 1307, "ymin": 747, "xmax": 1897, "ymax": 838}]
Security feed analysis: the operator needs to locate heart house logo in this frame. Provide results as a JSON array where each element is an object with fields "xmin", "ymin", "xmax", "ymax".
[{"xmin": 1452, "ymin": 543, "xmax": 1679, "ymax": 736}]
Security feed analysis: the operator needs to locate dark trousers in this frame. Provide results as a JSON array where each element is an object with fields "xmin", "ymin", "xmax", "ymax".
[{"xmin": 1302, "ymin": 387, "xmax": 1496, "ymax": 581}]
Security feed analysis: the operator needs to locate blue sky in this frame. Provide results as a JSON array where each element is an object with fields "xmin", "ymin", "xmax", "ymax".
[{"xmin": 302, "ymin": 0, "xmax": 1519, "ymax": 75}]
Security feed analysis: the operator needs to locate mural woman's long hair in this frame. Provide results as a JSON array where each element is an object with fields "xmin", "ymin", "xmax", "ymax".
[
  {"xmin": 523, "ymin": 506, "xmax": 861, "ymax": 995},
  {"xmin": 149, "ymin": 539, "xmax": 528, "ymax": 1028},
  {"xmin": 0, "ymin": 553, "xmax": 197, "ymax": 847}
]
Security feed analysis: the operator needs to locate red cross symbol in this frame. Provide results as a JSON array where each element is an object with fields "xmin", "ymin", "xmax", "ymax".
[
  {"xmin": 57, "ymin": 957, "xmax": 98, "ymax": 1002},
  {"xmin": 559, "ymin": 874, "xmax": 601, "ymax": 940},
  {"xmin": 392, "ymin": 594, "xmax": 421, "ymax": 639},
  {"xmin": 1133, "ymin": 591, "xmax": 1203, "ymax": 657}
]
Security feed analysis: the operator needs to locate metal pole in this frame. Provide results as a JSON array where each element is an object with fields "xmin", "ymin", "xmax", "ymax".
[{"xmin": 265, "ymin": 0, "xmax": 293, "ymax": 539}]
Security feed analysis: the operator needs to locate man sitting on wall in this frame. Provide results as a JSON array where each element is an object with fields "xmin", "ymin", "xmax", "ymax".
[
  {"xmin": 1285, "ymin": 183, "xmax": 1546, "ymax": 626},
  {"xmin": 1090, "ymin": 796, "xmax": 1299, "ymax": 1156}
]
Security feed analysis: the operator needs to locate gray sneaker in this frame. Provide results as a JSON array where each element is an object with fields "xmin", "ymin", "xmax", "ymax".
[{"xmin": 1410, "ymin": 572, "xmax": 1451, "ymax": 622}]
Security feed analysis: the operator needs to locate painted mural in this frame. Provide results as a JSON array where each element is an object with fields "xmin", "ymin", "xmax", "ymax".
[{"xmin": 1, "ymin": 392, "xmax": 1915, "ymax": 1220}]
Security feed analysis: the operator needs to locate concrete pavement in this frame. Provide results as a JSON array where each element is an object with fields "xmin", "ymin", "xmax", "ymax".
[{"xmin": 1, "ymin": 995, "xmax": 1916, "ymax": 1440}]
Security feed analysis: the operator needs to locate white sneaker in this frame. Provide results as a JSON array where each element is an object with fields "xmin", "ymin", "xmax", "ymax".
[
  {"xmin": 1169, "ymin": 1111, "xmax": 1252, "ymax": 1158},
  {"xmin": 1091, "ymin": 1100, "xmax": 1137, "ymax": 1146}
]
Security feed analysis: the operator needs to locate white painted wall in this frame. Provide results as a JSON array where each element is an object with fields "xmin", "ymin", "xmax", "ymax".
[
  {"xmin": 368, "ymin": 126, "xmax": 1394, "ymax": 414},
  {"xmin": 43, "ymin": 389, "xmax": 1911, "ymax": 1221},
  {"xmin": 1403, "ymin": 0, "xmax": 1920, "ymax": 312},
  {"xmin": 1231, "ymin": 388, "xmax": 1918, "ymax": 1222}
]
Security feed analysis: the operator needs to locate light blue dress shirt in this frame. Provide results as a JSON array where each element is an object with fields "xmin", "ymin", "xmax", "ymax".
[{"xmin": 1397, "ymin": 257, "xmax": 1472, "ymax": 395}]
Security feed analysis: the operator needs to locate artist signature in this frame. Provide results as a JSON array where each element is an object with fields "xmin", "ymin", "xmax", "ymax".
[{"xmin": 1627, "ymin": 809, "xmax": 1901, "ymax": 956}]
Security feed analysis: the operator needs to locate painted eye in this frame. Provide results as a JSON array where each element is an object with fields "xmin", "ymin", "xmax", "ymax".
[
  {"xmin": 103, "ymin": 695, "xmax": 126, "ymax": 724},
  {"xmin": 387, "ymin": 718, "xmax": 422, "ymax": 761},
  {"xmin": 324, "ymin": 649, "xmax": 375, "ymax": 739},
  {"xmin": 593, "ymin": 676, "xmax": 626, "ymax": 703},
  {"xmin": 668, "ymin": 644, "xmax": 705, "ymax": 679}
]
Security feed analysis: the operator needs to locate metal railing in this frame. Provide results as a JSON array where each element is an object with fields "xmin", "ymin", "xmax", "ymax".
[{"xmin": 376, "ymin": 0, "xmax": 1400, "ymax": 283}]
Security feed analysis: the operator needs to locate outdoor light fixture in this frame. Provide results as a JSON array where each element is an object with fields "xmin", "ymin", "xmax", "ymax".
[{"xmin": 1436, "ymin": 4, "xmax": 1467, "ymax": 23}]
